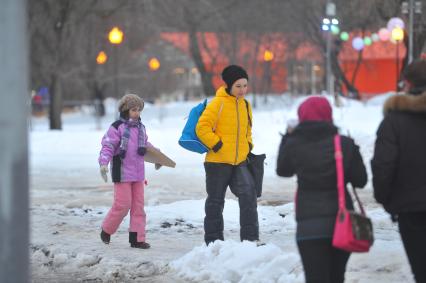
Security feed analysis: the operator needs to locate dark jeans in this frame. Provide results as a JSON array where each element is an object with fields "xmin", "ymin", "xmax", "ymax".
[
  {"xmin": 297, "ymin": 238, "xmax": 350, "ymax": 283},
  {"xmin": 398, "ymin": 211, "xmax": 426, "ymax": 283},
  {"xmin": 204, "ymin": 161, "xmax": 258, "ymax": 245}
]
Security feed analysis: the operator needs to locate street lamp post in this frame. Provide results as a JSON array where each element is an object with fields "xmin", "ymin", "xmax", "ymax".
[
  {"xmin": 263, "ymin": 50, "xmax": 274, "ymax": 104},
  {"xmin": 402, "ymin": 0, "xmax": 423, "ymax": 63},
  {"xmin": 148, "ymin": 57, "xmax": 160, "ymax": 97},
  {"xmin": 94, "ymin": 51, "xmax": 108, "ymax": 129},
  {"xmin": 392, "ymin": 27, "xmax": 404, "ymax": 92},
  {"xmin": 322, "ymin": 2, "xmax": 338, "ymax": 96},
  {"xmin": 148, "ymin": 57, "xmax": 162, "ymax": 119},
  {"xmin": 108, "ymin": 27, "xmax": 124, "ymax": 99}
]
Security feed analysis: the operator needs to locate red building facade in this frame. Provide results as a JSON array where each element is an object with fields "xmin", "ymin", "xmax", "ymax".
[{"xmin": 161, "ymin": 32, "xmax": 406, "ymax": 97}]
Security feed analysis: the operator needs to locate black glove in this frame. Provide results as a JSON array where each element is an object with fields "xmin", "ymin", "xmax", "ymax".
[
  {"xmin": 212, "ymin": 140, "xmax": 223, "ymax": 153},
  {"xmin": 119, "ymin": 149, "xmax": 126, "ymax": 159},
  {"xmin": 138, "ymin": 147, "xmax": 147, "ymax": 156}
]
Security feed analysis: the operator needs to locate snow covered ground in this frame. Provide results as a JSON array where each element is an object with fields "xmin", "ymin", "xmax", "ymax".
[{"xmin": 29, "ymin": 94, "xmax": 414, "ymax": 282}]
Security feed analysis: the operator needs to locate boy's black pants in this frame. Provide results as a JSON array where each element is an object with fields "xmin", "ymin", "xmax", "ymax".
[
  {"xmin": 398, "ymin": 211, "xmax": 426, "ymax": 283},
  {"xmin": 204, "ymin": 161, "xmax": 258, "ymax": 245}
]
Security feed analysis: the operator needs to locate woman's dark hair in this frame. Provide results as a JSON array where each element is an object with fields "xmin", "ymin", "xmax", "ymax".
[{"xmin": 120, "ymin": 110, "xmax": 129, "ymax": 119}]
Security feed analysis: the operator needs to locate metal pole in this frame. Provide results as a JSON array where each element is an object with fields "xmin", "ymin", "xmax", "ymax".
[
  {"xmin": 396, "ymin": 41, "xmax": 400, "ymax": 92},
  {"xmin": 0, "ymin": 0, "xmax": 29, "ymax": 282},
  {"xmin": 325, "ymin": 1, "xmax": 335, "ymax": 96},
  {"xmin": 114, "ymin": 46, "xmax": 118, "ymax": 97},
  {"xmin": 326, "ymin": 31, "xmax": 332, "ymax": 95},
  {"xmin": 114, "ymin": 46, "xmax": 119, "ymax": 120},
  {"xmin": 311, "ymin": 62, "xmax": 316, "ymax": 95},
  {"xmin": 408, "ymin": 0, "xmax": 414, "ymax": 63}
]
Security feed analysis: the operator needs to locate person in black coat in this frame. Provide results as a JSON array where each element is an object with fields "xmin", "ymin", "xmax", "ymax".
[
  {"xmin": 371, "ymin": 59, "xmax": 426, "ymax": 283},
  {"xmin": 277, "ymin": 96, "xmax": 367, "ymax": 283}
]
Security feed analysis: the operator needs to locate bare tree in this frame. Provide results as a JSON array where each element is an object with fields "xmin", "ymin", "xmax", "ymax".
[
  {"xmin": 29, "ymin": 0, "xmax": 108, "ymax": 129},
  {"xmin": 375, "ymin": 0, "xmax": 426, "ymax": 68},
  {"xmin": 285, "ymin": 0, "xmax": 424, "ymax": 98},
  {"xmin": 29, "ymin": 0, "xmax": 158, "ymax": 129},
  {"xmin": 148, "ymin": 0, "xmax": 243, "ymax": 96}
]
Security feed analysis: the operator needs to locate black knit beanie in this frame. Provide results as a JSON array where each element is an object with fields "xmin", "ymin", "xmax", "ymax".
[{"xmin": 221, "ymin": 65, "xmax": 249, "ymax": 91}]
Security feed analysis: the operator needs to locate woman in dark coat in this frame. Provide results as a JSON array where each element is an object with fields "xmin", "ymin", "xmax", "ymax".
[
  {"xmin": 371, "ymin": 59, "xmax": 426, "ymax": 283},
  {"xmin": 276, "ymin": 96, "xmax": 367, "ymax": 283}
]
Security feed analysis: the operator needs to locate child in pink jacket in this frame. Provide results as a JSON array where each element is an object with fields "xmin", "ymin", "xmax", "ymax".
[{"xmin": 98, "ymin": 94, "xmax": 152, "ymax": 249}]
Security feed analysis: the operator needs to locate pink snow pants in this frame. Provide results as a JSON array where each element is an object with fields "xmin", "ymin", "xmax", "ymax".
[{"xmin": 102, "ymin": 181, "xmax": 146, "ymax": 242}]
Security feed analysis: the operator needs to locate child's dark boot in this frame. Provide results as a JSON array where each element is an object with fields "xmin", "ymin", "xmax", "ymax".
[
  {"xmin": 100, "ymin": 230, "xmax": 110, "ymax": 244},
  {"xmin": 129, "ymin": 232, "xmax": 150, "ymax": 249}
]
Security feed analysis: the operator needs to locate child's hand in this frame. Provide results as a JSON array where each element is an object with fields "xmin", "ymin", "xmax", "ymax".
[
  {"xmin": 155, "ymin": 163, "xmax": 162, "ymax": 170},
  {"xmin": 100, "ymin": 165, "xmax": 108, "ymax": 182}
]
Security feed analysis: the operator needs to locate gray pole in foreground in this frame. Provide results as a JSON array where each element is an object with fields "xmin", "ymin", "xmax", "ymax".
[
  {"xmin": 0, "ymin": 0, "xmax": 29, "ymax": 282},
  {"xmin": 325, "ymin": 1, "xmax": 335, "ymax": 96},
  {"xmin": 408, "ymin": 0, "xmax": 414, "ymax": 63}
]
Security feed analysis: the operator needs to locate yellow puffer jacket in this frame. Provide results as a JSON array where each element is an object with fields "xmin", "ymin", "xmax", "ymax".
[{"xmin": 196, "ymin": 86, "xmax": 253, "ymax": 165}]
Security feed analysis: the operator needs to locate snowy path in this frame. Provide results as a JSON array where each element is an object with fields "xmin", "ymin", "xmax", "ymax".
[
  {"xmin": 30, "ymin": 193, "xmax": 413, "ymax": 283},
  {"xmin": 29, "ymin": 95, "xmax": 415, "ymax": 282}
]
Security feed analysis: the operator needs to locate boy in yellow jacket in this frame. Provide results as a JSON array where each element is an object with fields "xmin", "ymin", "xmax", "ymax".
[{"xmin": 196, "ymin": 65, "xmax": 259, "ymax": 245}]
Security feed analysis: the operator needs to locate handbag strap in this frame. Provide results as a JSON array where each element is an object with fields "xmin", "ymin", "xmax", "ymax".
[
  {"xmin": 334, "ymin": 134, "xmax": 366, "ymax": 215},
  {"xmin": 352, "ymin": 186, "xmax": 366, "ymax": 215},
  {"xmin": 334, "ymin": 134, "xmax": 346, "ymax": 210}
]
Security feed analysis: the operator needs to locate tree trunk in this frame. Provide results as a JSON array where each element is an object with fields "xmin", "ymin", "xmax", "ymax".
[
  {"xmin": 49, "ymin": 76, "xmax": 62, "ymax": 129},
  {"xmin": 351, "ymin": 49, "xmax": 364, "ymax": 87},
  {"xmin": 48, "ymin": 0, "xmax": 71, "ymax": 130},
  {"xmin": 331, "ymin": 53, "xmax": 359, "ymax": 99},
  {"xmin": 188, "ymin": 29, "xmax": 215, "ymax": 96}
]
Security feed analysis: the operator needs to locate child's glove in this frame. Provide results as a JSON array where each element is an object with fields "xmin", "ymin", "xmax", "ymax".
[
  {"xmin": 212, "ymin": 140, "xmax": 223, "ymax": 153},
  {"xmin": 100, "ymin": 165, "xmax": 108, "ymax": 182}
]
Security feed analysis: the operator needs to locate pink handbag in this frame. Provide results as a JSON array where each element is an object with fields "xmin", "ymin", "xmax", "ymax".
[{"xmin": 332, "ymin": 135, "xmax": 374, "ymax": 253}]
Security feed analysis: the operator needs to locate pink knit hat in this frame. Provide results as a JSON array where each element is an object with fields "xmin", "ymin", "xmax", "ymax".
[{"xmin": 298, "ymin": 96, "xmax": 333, "ymax": 122}]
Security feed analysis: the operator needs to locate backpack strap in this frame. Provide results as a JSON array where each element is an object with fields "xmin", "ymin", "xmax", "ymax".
[
  {"xmin": 212, "ymin": 102, "xmax": 224, "ymax": 132},
  {"xmin": 244, "ymin": 99, "xmax": 252, "ymax": 127}
]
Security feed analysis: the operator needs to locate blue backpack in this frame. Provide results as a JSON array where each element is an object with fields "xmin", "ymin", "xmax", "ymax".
[{"xmin": 178, "ymin": 99, "xmax": 209, "ymax": 153}]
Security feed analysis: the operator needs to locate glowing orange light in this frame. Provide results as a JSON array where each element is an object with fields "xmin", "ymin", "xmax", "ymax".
[
  {"xmin": 148, "ymin": 57, "xmax": 160, "ymax": 71},
  {"xmin": 264, "ymin": 50, "xmax": 274, "ymax": 62},
  {"xmin": 108, "ymin": 27, "xmax": 124, "ymax": 45},
  {"xmin": 96, "ymin": 51, "xmax": 107, "ymax": 64},
  {"xmin": 391, "ymin": 27, "xmax": 404, "ymax": 42}
]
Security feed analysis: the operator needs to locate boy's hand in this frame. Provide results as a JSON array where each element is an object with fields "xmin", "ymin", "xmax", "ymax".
[{"xmin": 100, "ymin": 165, "xmax": 108, "ymax": 182}]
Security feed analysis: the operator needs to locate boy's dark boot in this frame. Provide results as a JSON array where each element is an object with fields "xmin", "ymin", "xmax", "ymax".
[
  {"xmin": 100, "ymin": 230, "xmax": 110, "ymax": 244},
  {"xmin": 129, "ymin": 232, "xmax": 150, "ymax": 249}
]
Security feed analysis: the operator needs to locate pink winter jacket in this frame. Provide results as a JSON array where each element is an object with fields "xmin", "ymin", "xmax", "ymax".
[{"xmin": 98, "ymin": 120, "xmax": 153, "ymax": 183}]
